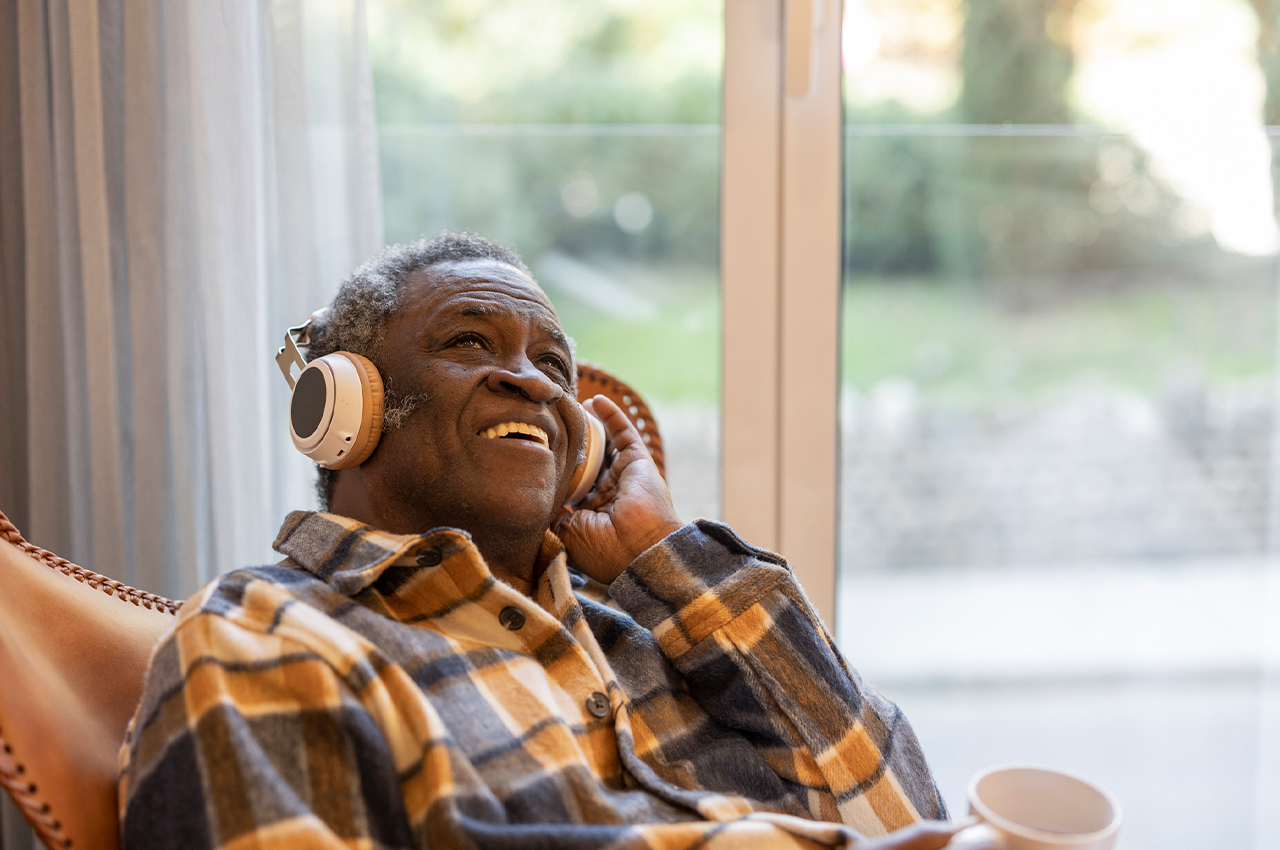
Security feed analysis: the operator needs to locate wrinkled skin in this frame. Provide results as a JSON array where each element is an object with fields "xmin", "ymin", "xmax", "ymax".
[
  {"xmin": 330, "ymin": 257, "xmax": 680, "ymax": 591},
  {"xmin": 331, "ymin": 258, "xmax": 589, "ymax": 592}
]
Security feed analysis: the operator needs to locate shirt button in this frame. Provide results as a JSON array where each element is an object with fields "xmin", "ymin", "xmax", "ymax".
[
  {"xmin": 498, "ymin": 606, "xmax": 526, "ymax": 631},
  {"xmin": 415, "ymin": 547, "xmax": 442, "ymax": 567},
  {"xmin": 585, "ymin": 692, "xmax": 611, "ymax": 718}
]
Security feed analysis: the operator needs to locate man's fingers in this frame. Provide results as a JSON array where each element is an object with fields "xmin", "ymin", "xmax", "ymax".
[
  {"xmin": 553, "ymin": 507, "xmax": 598, "ymax": 551},
  {"xmin": 584, "ymin": 395, "xmax": 644, "ymax": 455},
  {"xmin": 579, "ymin": 394, "xmax": 650, "ymax": 502},
  {"xmin": 945, "ymin": 824, "xmax": 1003, "ymax": 850},
  {"xmin": 855, "ymin": 820, "xmax": 992, "ymax": 850}
]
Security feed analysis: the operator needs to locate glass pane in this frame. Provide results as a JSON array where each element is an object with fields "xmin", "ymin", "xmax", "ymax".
[
  {"xmin": 369, "ymin": 0, "xmax": 723, "ymax": 520},
  {"xmin": 839, "ymin": 1, "xmax": 1280, "ymax": 846}
]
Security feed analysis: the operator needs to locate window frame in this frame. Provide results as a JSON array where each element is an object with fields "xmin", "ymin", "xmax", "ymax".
[{"xmin": 721, "ymin": 0, "xmax": 843, "ymax": 625}]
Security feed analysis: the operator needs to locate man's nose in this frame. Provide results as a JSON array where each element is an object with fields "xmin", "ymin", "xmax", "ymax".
[{"xmin": 485, "ymin": 359, "xmax": 563, "ymax": 404}]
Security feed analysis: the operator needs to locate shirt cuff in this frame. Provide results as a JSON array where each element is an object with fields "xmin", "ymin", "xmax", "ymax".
[{"xmin": 608, "ymin": 519, "xmax": 794, "ymax": 640}]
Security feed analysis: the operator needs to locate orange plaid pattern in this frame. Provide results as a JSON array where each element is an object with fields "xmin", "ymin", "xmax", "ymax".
[{"xmin": 119, "ymin": 512, "xmax": 945, "ymax": 848}]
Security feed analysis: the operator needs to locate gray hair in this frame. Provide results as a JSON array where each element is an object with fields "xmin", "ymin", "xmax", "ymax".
[{"xmin": 307, "ymin": 231, "xmax": 535, "ymax": 509}]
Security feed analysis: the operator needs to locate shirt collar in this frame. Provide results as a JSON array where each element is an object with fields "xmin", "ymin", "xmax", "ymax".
[{"xmin": 272, "ymin": 510, "xmax": 568, "ymax": 599}]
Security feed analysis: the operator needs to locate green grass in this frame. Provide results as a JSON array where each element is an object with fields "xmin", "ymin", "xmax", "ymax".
[
  {"xmin": 842, "ymin": 276, "xmax": 1276, "ymax": 405},
  {"xmin": 545, "ymin": 265, "xmax": 1276, "ymax": 409}
]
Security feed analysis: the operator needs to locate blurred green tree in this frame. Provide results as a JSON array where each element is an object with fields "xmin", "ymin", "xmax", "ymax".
[
  {"xmin": 843, "ymin": 0, "xmax": 1206, "ymax": 293},
  {"xmin": 369, "ymin": 0, "xmax": 1213, "ymax": 299},
  {"xmin": 370, "ymin": 0, "xmax": 722, "ymax": 271},
  {"xmin": 960, "ymin": 0, "xmax": 1072, "ymax": 124}
]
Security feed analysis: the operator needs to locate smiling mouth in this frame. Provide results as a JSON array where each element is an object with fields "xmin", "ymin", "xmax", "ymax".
[{"xmin": 479, "ymin": 422, "xmax": 550, "ymax": 449}]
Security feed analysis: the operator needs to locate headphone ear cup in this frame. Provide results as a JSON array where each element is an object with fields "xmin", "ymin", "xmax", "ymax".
[
  {"xmin": 565, "ymin": 411, "xmax": 606, "ymax": 506},
  {"xmin": 326, "ymin": 351, "xmax": 384, "ymax": 470}
]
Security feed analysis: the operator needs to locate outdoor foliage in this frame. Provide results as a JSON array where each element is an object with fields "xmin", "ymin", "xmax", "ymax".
[
  {"xmin": 371, "ymin": 0, "xmax": 722, "ymax": 268},
  {"xmin": 372, "ymin": 0, "xmax": 1221, "ymax": 293},
  {"xmin": 843, "ymin": 0, "xmax": 1218, "ymax": 285},
  {"xmin": 368, "ymin": 0, "xmax": 1261, "ymax": 407}
]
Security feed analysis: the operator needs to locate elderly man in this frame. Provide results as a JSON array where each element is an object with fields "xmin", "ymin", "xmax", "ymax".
[{"xmin": 119, "ymin": 233, "xmax": 978, "ymax": 850}]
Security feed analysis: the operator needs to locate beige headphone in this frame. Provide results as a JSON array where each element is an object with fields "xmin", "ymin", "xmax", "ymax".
[
  {"xmin": 275, "ymin": 311, "xmax": 605, "ymax": 503},
  {"xmin": 276, "ymin": 310, "xmax": 385, "ymax": 470}
]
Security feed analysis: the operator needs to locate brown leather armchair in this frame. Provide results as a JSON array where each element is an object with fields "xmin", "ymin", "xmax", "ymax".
[
  {"xmin": 0, "ymin": 516, "xmax": 179, "ymax": 850},
  {"xmin": 0, "ymin": 363, "xmax": 664, "ymax": 850}
]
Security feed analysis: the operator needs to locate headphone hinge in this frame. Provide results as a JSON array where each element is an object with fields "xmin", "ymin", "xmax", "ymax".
[{"xmin": 275, "ymin": 320, "xmax": 312, "ymax": 391}]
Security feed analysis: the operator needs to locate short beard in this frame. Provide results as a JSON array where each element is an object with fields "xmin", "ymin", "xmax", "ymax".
[
  {"xmin": 382, "ymin": 381, "xmax": 429, "ymax": 431},
  {"xmin": 316, "ymin": 382, "xmax": 427, "ymax": 509}
]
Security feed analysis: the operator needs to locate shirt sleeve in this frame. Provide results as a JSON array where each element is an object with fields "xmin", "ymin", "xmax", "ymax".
[
  {"xmin": 607, "ymin": 520, "xmax": 948, "ymax": 833},
  {"xmin": 118, "ymin": 583, "xmax": 415, "ymax": 850}
]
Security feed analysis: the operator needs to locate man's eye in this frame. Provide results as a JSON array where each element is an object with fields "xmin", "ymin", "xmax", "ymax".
[
  {"xmin": 541, "ymin": 354, "xmax": 570, "ymax": 378},
  {"xmin": 452, "ymin": 333, "xmax": 485, "ymax": 349}
]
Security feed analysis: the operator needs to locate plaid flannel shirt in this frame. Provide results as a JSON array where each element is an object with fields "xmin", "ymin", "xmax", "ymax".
[{"xmin": 119, "ymin": 511, "xmax": 945, "ymax": 849}]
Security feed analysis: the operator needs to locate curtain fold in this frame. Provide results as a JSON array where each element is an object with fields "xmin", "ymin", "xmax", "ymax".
[{"xmin": 1, "ymin": 2, "xmax": 382, "ymax": 841}]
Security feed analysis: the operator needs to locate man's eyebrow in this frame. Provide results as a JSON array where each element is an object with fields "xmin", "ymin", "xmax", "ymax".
[
  {"xmin": 446, "ymin": 306, "xmax": 570, "ymax": 351},
  {"xmin": 542, "ymin": 325, "xmax": 571, "ymax": 352}
]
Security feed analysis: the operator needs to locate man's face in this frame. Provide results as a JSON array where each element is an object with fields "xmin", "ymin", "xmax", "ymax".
[{"xmin": 360, "ymin": 258, "xmax": 587, "ymax": 535}]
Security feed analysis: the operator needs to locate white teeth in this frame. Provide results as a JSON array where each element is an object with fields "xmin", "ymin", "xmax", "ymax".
[{"xmin": 481, "ymin": 422, "xmax": 549, "ymax": 448}]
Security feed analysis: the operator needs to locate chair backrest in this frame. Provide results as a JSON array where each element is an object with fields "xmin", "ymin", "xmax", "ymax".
[
  {"xmin": 0, "ymin": 513, "xmax": 180, "ymax": 850},
  {"xmin": 0, "ymin": 365, "xmax": 661, "ymax": 850},
  {"xmin": 576, "ymin": 362, "xmax": 666, "ymax": 477}
]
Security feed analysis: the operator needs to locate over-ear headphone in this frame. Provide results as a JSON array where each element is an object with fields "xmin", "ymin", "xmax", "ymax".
[
  {"xmin": 565, "ymin": 412, "xmax": 605, "ymax": 505},
  {"xmin": 275, "ymin": 311, "xmax": 606, "ymax": 504},
  {"xmin": 275, "ymin": 311, "xmax": 385, "ymax": 470}
]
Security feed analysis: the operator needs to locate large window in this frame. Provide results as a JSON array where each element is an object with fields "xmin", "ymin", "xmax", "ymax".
[
  {"xmin": 369, "ymin": 0, "xmax": 723, "ymax": 520},
  {"xmin": 367, "ymin": 2, "xmax": 1280, "ymax": 846},
  {"xmin": 838, "ymin": 1, "xmax": 1280, "ymax": 846}
]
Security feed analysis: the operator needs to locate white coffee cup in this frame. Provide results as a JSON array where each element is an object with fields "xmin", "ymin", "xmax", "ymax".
[{"xmin": 949, "ymin": 764, "xmax": 1122, "ymax": 850}]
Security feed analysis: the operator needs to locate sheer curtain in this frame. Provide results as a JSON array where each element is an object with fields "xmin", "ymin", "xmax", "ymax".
[{"xmin": 0, "ymin": 1, "xmax": 381, "ymax": 845}]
